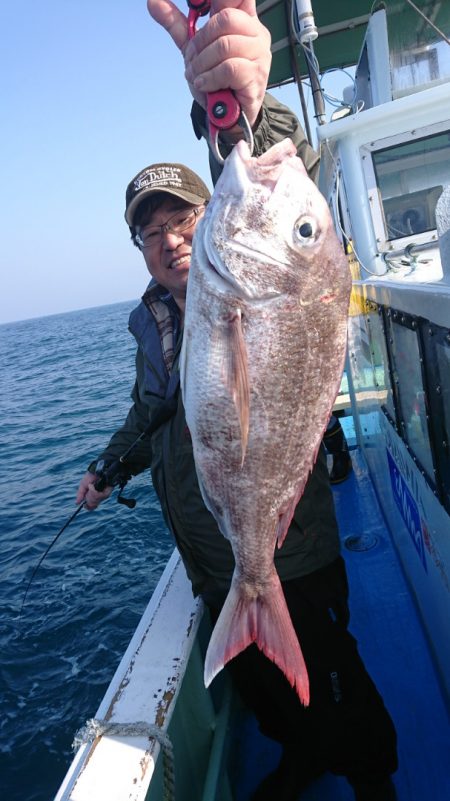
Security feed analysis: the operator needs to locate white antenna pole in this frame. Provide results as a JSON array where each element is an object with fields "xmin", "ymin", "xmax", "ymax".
[{"xmin": 295, "ymin": 0, "xmax": 318, "ymax": 43}]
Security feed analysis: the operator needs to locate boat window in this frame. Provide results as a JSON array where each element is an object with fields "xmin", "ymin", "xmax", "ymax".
[
  {"xmin": 367, "ymin": 307, "xmax": 396, "ymax": 422},
  {"xmin": 372, "ymin": 132, "xmax": 450, "ymax": 242},
  {"xmin": 386, "ymin": 312, "xmax": 434, "ymax": 481},
  {"xmin": 435, "ymin": 340, "xmax": 450, "ymax": 505},
  {"xmin": 380, "ymin": 309, "xmax": 450, "ymax": 510},
  {"xmin": 387, "ymin": 0, "xmax": 450, "ymax": 98},
  {"xmin": 421, "ymin": 323, "xmax": 450, "ymax": 512},
  {"xmin": 436, "ymin": 342, "xmax": 450, "ymax": 450}
]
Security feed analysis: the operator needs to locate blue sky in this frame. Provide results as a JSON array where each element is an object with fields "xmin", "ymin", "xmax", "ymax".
[{"xmin": 1, "ymin": 1, "xmax": 348, "ymax": 324}]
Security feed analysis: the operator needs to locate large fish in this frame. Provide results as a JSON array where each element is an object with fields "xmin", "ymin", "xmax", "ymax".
[{"xmin": 180, "ymin": 138, "xmax": 351, "ymax": 705}]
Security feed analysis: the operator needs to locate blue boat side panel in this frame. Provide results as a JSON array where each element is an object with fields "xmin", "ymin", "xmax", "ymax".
[{"xmin": 232, "ymin": 448, "xmax": 450, "ymax": 801}]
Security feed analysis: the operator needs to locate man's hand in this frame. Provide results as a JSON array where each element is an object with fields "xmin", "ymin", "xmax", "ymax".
[
  {"xmin": 147, "ymin": 0, "xmax": 271, "ymax": 128},
  {"xmin": 76, "ymin": 471, "xmax": 113, "ymax": 511}
]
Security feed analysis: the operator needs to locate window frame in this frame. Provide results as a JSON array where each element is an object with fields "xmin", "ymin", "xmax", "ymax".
[
  {"xmin": 360, "ymin": 120, "xmax": 450, "ymax": 253},
  {"xmin": 376, "ymin": 304, "xmax": 450, "ymax": 513}
]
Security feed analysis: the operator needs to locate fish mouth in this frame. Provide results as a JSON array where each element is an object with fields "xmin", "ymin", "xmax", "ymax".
[
  {"xmin": 200, "ymin": 207, "xmax": 291, "ymax": 299},
  {"xmin": 222, "ymin": 239, "xmax": 290, "ymax": 270},
  {"xmin": 201, "ymin": 238, "xmax": 243, "ymax": 293},
  {"xmin": 233, "ymin": 138, "xmax": 302, "ymax": 188},
  {"xmin": 201, "ymin": 231, "xmax": 287, "ymax": 300}
]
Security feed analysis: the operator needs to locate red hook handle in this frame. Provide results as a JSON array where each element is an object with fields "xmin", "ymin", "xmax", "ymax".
[{"xmin": 186, "ymin": 0, "xmax": 253, "ymax": 162}]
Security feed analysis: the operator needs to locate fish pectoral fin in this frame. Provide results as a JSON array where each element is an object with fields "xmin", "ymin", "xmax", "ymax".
[
  {"xmin": 225, "ymin": 309, "xmax": 249, "ymax": 465},
  {"xmin": 204, "ymin": 572, "xmax": 310, "ymax": 706}
]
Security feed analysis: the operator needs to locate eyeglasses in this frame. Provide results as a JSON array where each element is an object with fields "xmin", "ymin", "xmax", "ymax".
[{"xmin": 135, "ymin": 205, "xmax": 205, "ymax": 249}]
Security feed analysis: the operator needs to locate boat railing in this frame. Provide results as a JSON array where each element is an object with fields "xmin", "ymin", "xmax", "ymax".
[{"xmin": 54, "ymin": 550, "xmax": 236, "ymax": 801}]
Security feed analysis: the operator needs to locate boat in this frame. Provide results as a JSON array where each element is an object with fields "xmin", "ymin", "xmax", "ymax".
[{"xmin": 54, "ymin": 2, "xmax": 450, "ymax": 799}]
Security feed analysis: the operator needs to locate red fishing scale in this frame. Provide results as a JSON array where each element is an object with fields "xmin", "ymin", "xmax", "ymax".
[{"xmin": 187, "ymin": 0, "xmax": 254, "ymax": 162}]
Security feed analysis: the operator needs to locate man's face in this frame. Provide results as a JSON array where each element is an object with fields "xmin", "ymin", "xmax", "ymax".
[{"xmin": 137, "ymin": 196, "xmax": 204, "ymax": 311}]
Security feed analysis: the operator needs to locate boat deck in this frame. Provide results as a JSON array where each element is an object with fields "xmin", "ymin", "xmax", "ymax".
[{"xmin": 233, "ymin": 448, "xmax": 450, "ymax": 801}]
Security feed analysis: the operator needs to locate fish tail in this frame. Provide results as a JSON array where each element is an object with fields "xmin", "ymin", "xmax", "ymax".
[{"xmin": 204, "ymin": 573, "xmax": 310, "ymax": 705}]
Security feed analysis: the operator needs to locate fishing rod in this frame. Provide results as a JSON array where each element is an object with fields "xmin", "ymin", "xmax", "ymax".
[{"xmin": 19, "ymin": 397, "xmax": 178, "ymax": 618}]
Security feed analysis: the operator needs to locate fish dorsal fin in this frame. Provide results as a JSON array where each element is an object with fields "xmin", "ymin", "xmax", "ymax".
[{"xmin": 226, "ymin": 308, "xmax": 249, "ymax": 465}]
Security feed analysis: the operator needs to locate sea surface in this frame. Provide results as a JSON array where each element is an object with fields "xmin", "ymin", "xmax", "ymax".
[{"xmin": 0, "ymin": 301, "xmax": 174, "ymax": 801}]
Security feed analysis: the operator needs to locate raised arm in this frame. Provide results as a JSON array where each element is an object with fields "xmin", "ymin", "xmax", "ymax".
[
  {"xmin": 147, "ymin": 0, "xmax": 271, "ymax": 128},
  {"xmin": 147, "ymin": 0, "xmax": 319, "ymax": 184}
]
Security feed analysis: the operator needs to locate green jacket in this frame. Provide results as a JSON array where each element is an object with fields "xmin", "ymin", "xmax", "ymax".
[{"xmin": 96, "ymin": 93, "xmax": 340, "ymax": 602}]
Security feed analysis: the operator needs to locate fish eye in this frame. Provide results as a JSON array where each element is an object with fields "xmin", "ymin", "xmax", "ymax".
[{"xmin": 294, "ymin": 216, "xmax": 318, "ymax": 245}]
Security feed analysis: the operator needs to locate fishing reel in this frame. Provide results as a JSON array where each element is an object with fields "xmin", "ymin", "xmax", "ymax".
[{"xmin": 94, "ymin": 459, "xmax": 136, "ymax": 509}]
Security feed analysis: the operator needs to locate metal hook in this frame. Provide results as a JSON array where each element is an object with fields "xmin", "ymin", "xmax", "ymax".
[{"xmin": 210, "ymin": 109, "xmax": 254, "ymax": 164}]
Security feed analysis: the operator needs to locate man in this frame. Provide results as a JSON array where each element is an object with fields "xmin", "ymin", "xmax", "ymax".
[{"xmin": 76, "ymin": 2, "xmax": 398, "ymax": 798}]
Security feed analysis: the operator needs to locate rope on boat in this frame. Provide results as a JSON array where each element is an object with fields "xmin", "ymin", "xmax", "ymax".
[{"xmin": 72, "ymin": 718, "xmax": 175, "ymax": 801}]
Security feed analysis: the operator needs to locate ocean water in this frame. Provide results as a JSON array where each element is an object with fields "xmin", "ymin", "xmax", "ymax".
[{"xmin": 0, "ymin": 301, "xmax": 174, "ymax": 801}]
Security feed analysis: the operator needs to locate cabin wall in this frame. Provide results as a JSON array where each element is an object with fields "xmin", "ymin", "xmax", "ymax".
[
  {"xmin": 317, "ymin": 79, "xmax": 450, "ymax": 702},
  {"xmin": 345, "ymin": 286, "xmax": 450, "ymax": 700}
]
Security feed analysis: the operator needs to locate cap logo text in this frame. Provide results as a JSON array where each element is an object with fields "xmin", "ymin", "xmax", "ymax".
[{"xmin": 134, "ymin": 166, "xmax": 183, "ymax": 192}]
